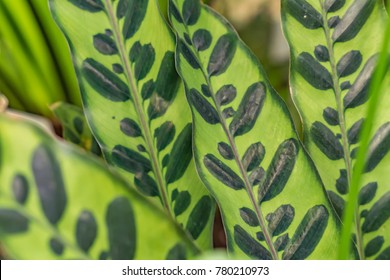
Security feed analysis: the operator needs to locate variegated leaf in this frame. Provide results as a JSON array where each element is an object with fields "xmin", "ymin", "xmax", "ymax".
[
  {"xmin": 282, "ymin": 0, "xmax": 390, "ymax": 259},
  {"xmin": 169, "ymin": 0, "xmax": 340, "ymax": 260},
  {"xmin": 0, "ymin": 113, "xmax": 197, "ymax": 259},
  {"xmin": 51, "ymin": 102, "xmax": 101, "ymax": 156},
  {"xmin": 50, "ymin": 0, "xmax": 214, "ymax": 249}
]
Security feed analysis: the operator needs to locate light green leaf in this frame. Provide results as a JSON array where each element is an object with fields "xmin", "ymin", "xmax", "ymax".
[
  {"xmin": 0, "ymin": 0, "xmax": 81, "ymax": 117},
  {"xmin": 282, "ymin": 0, "xmax": 390, "ymax": 259},
  {"xmin": 51, "ymin": 102, "xmax": 101, "ymax": 156},
  {"xmin": 50, "ymin": 0, "xmax": 214, "ymax": 249},
  {"xmin": 169, "ymin": 0, "xmax": 340, "ymax": 259},
  {"xmin": 0, "ymin": 113, "xmax": 197, "ymax": 259}
]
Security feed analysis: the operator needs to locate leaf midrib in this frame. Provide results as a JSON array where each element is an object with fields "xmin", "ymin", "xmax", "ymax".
[
  {"xmin": 104, "ymin": 0, "xmax": 172, "ymax": 216},
  {"xmin": 179, "ymin": 14, "xmax": 278, "ymax": 259},
  {"xmin": 319, "ymin": 1, "xmax": 364, "ymax": 259}
]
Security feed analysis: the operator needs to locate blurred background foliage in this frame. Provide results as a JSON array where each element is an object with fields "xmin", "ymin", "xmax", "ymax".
[{"xmin": 0, "ymin": 0, "xmax": 81, "ymax": 119}]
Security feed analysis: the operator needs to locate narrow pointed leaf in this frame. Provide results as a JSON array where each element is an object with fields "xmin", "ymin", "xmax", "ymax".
[
  {"xmin": 171, "ymin": 0, "xmax": 339, "ymax": 259},
  {"xmin": 283, "ymin": 0, "xmax": 390, "ymax": 259},
  {"xmin": 51, "ymin": 0, "xmax": 214, "ymax": 249}
]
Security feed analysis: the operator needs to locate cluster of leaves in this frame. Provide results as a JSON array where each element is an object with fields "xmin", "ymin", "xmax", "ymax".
[
  {"xmin": 0, "ymin": 0, "xmax": 81, "ymax": 117},
  {"xmin": 0, "ymin": 0, "xmax": 389, "ymax": 260}
]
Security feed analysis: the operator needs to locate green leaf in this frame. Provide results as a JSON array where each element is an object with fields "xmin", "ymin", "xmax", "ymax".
[
  {"xmin": 51, "ymin": 102, "xmax": 101, "ymax": 156},
  {"xmin": 0, "ymin": 0, "xmax": 82, "ymax": 117},
  {"xmin": 282, "ymin": 0, "xmax": 390, "ymax": 259},
  {"xmin": 170, "ymin": 0, "xmax": 339, "ymax": 260},
  {"xmin": 0, "ymin": 114, "xmax": 197, "ymax": 259},
  {"xmin": 50, "ymin": 0, "xmax": 214, "ymax": 249}
]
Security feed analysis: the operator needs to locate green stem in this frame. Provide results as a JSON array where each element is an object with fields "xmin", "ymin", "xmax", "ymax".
[
  {"xmin": 338, "ymin": 10, "xmax": 390, "ymax": 260},
  {"xmin": 104, "ymin": 0, "xmax": 172, "ymax": 217}
]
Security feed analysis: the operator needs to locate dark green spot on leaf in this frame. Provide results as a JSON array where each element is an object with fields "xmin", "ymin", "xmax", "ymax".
[
  {"xmin": 259, "ymin": 139, "xmax": 298, "ymax": 203},
  {"xmin": 229, "ymin": 82, "xmax": 266, "ymax": 137},
  {"xmin": 193, "ymin": 29, "xmax": 212, "ymax": 51},
  {"xmin": 296, "ymin": 52, "xmax": 333, "ymax": 90},
  {"xmin": 165, "ymin": 124, "xmax": 193, "ymax": 184},
  {"xmin": 218, "ymin": 142, "xmax": 234, "ymax": 160},
  {"xmin": 122, "ymin": 0, "xmax": 148, "ymax": 39},
  {"xmin": 76, "ymin": 210, "xmax": 97, "ymax": 253},
  {"xmin": 50, "ymin": 237, "xmax": 64, "ymax": 256},
  {"xmin": 234, "ymin": 225, "xmax": 272, "ymax": 259},
  {"xmin": 120, "ymin": 118, "xmax": 142, "ymax": 137},
  {"xmin": 344, "ymin": 54, "xmax": 377, "ymax": 110},
  {"xmin": 336, "ymin": 169, "xmax": 348, "ymax": 195},
  {"xmin": 216, "ymin": 85, "xmax": 237, "ymax": 106},
  {"xmin": 332, "ymin": 0, "xmax": 375, "ymax": 43},
  {"xmin": 314, "ymin": 45, "xmax": 329, "ymax": 62},
  {"xmin": 68, "ymin": 0, "xmax": 103, "ymax": 12},
  {"xmin": 182, "ymin": 0, "xmax": 201, "ymax": 25},
  {"xmin": 358, "ymin": 182, "xmax": 377, "ymax": 205},
  {"xmin": 242, "ymin": 142, "xmax": 265, "ymax": 172},
  {"xmin": 155, "ymin": 121, "xmax": 176, "ymax": 151},
  {"xmin": 365, "ymin": 122, "xmax": 390, "ymax": 172},
  {"xmin": 93, "ymin": 33, "xmax": 117, "ymax": 55},
  {"xmin": 112, "ymin": 145, "xmax": 152, "ymax": 174},
  {"xmin": 188, "ymin": 88, "xmax": 219, "ymax": 124},
  {"xmin": 12, "ymin": 174, "xmax": 29, "ymax": 205},
  {"xmin": 106, "ymin": 197, "xmax": 136, "ymax": 260},
  {"xmin": 283, "ymin": 205, "xmax": 329, "ymax": 260},
  {"xmin": 0, "ymin": 209, "xmax": 28, "ymax": 233},
  {"xmin": 134, "ymin": 172, "xmax": 159, "ymax": 197},
  {"xmin": 323, "ymin": 107, "xmax": 339, "ymax": 126},
  {"xmin": 208, "ymin": 33, "xmax": 237, "ymax": 77},
  {"xmin": 32, "ymin": 145, "xmax": 67, "ymax": 225},
  {"xmin": 186, "ymin": 196, "xmax": 212, "ymax": 240},
  {"xmin": 239, "ymin": 207, "xmax": 259, "ymax": 227},
  {"xmin": 362, "ymin": 192, "xmax": 390, "ymax": 233},
  {"xmin": 174, "ymin": 191, "xmax": 191, "ymax": 216},
  {"xmin": 82, "ymin": 58, "xmax": 129, "ymax": 102},
  {"xmin": 268, "ymin": 205, "xmax": 295, "ymax": 236},
  {"xmin": 310, "ymin": 121, "xmax": 343, "ymax": 160},
  {"xmin": 348, "ymin": 118, "xmax": 364, "ymax": 145},
  {"xmin": 204, "ymin": 154, "xmax": 245, "ymax": 190},
  {"xmin": 166, "ymin": 243, "xmax": 187, "ymax": 260},
  {"xmin": 285, "ymin": 0, "xmax": 323, "ymax": 29}
]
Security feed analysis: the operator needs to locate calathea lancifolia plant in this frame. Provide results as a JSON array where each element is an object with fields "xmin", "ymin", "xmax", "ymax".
[
  {"xmin": 169, "ymin": 0, "xmax": 340, "ymax": 259},
  {"xmin": 0, "ymin": 0, "xmax": 389, "ymax": 260},
  {"xmin": 49, "ymin": 0, "xmax": 216, "ymax": 251},
  {"xmin": 0, "ymin": 106, "xmax": 197, "ymax": 259},
  {"xmin": 281, "ymin": 0, "xmax": 390, "ymax": 259}
]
